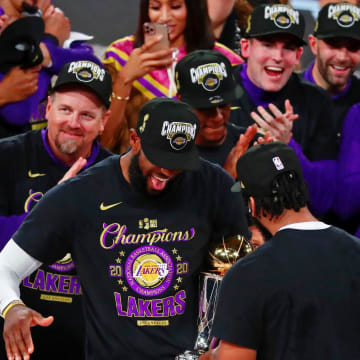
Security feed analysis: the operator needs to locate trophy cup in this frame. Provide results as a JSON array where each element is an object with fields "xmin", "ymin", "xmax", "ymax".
[{"xmin": 175, "ymin": 235, "xmax": 253, "ymax": 359}]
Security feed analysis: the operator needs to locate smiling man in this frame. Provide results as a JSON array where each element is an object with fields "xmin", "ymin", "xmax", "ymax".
[
  {"xmin": 304, "ymin": 2, "xmax": 360, "ymax": 142},
  {"xmin": 230, "ymin": 3, "xmax": 338, "ymax": 162},
  {"xmin": 0, "ymin": 97, "xmax": 249, "ymax": 360},
  {"xmin": 0, "ymin": 60, "xmax": 113, "ymax": 359}
]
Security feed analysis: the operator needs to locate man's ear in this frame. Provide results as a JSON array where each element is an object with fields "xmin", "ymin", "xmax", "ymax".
[
  {"xmin": 45, "ymin": 95, "xmax": 53, "ymax": 120},
  {"xmin": 129, "ymin": 128, "xmax": 141, "ymax": 154},
  {"xmin": 248, "ymin": 196, "xmax": 256, "ymax": 217},
  {"xmin": 240, "ymin": 38, "xmax": 250, "ymax": 59},
  {"xmin": 308, "ymin": 35, "xmax": 318, "ymax": 56}
]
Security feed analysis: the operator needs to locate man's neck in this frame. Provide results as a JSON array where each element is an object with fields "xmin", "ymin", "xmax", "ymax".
[{"xmin": 257, "ymin": 207, "xmax": 318, "ymax": 236}]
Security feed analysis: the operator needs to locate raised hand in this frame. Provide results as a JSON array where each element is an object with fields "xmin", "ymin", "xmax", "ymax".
[
  {"xmin": 58, "ymin": 157, "xmax": 87, "ymax": 184},
  {"xmin": 250, "ymin": 99, "xmax": 298, "ymax": 144},
  {"xmin": 119, "ymin": 35, "xmax": 176, "ymax": 85},
  {"xmin": 43, "ymin": 6, "xmax": 70, "ymax": 47},
  {"xmin": 223, "ymin": 124, "xmax": 258, "ymax": 179}
]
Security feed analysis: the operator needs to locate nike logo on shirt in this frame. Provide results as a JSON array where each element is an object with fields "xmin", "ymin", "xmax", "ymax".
[
  {"xmin": 100, "ymin": 202, "xmax": 123, "ymax": 211},
  {"xmin": 28, "ymin": 170, "xmax": 46, "ymax": 178}
]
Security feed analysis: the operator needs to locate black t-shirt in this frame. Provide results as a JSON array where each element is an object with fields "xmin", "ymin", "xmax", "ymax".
[
  {"xmin": 0, "ymin": 130, "xmax": 111, "ymax": 360},
  {"xmin": 212, "ymin": 225, "xmax": 360, "ymax": 359},
  {"xmin": 13, "ymin": 155, "xmax": 249, "ymax": 360},
  {"xmin": 230, "ymin": 66, "xmax": 338, "ymax": 161}
]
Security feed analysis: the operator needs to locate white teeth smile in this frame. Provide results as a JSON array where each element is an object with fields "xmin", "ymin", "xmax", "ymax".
[
  {"xmin": 153, "ymin": 175, "xmax": 168, "ymax": 182},
  {"xmin": 333, "ymin": 65, "xmax": 347, "ymax": 70},
  {"xmin": 265, "ymin": 66, "xmax": 283, "ymax": 72}
]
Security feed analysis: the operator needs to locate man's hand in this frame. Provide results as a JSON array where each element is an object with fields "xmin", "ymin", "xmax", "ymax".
[
  {"xmin": 250, "ymin": 99, "xmax": 298, "ymax": 144},
  {"xmin": 43, "ymin": 6, "xmax": 70, "ymax": 47},
  {"xmin": 3, "ymin": 304, "xmax": 54, "ymax": 360},
  {"xmin": 223, "ymin": 124, "xmax": 258, "ymax": 179},
  {"xmin": 0, "ymin": 66, "xmax": 41, "ymax": 106},
  {"xmin": 58, "ymin": 157, "xmax": 87, "ymax": 184}
]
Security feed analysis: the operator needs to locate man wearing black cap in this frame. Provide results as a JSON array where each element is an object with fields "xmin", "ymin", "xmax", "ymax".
[
  {"xmin": 230, "ymin": 3, "xmax": 338, "ymax": 162},
  {"xmin": 0, "ymin": 97, "xmax": 249, "ymax": 360},
  {"xmin": 256, "ymin": 3, "xmax": 360, "ymax": 236},
  {"xmin": 304, "ymin": 2, "xmax": 360, "ymax": 136},
  {"xmin": 0, "ymin": 0, "xmax": 103, "ymax": 138},
  {"xmin": 0, "ymin": 60, "xmax": 113, "ymax": 359},
  {"xmin": 201, "ymin": 142, "xmax": 360, "ymax": 360},
  {"xmin": 175, "ymin": 49, "xmax": 259, "ymax": 178}
]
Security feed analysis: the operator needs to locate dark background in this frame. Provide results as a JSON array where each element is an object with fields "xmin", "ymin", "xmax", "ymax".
[{"xmin": 52, "ymin": 0, "xmax": 140, "ymax": 51}]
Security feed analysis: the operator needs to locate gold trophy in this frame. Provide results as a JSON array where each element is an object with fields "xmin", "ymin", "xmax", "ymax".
[{"xmin": 176, "ymin": 235, "xmax": 253, "ymax": 359}]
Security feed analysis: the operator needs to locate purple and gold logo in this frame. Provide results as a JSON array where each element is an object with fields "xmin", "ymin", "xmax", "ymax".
[{"xmin": 125, "ymin": 245, "xmax": 174, "ymax": 297}]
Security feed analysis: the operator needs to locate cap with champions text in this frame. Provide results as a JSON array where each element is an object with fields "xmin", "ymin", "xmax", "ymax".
[
  {"xmin": 52, "ymin": 61, "xmax": 113, "ymax": 108},
  {"xmin": 244, "ymin": 4, "xmax": 306, "ymax": 46},
  {"xmin": 231, "ymin": 142, "xmax": 303, "ymax": 196},
  {"xmin": 175, "ymin": 49, "xmax": 243, "ymax": 109},
  {"xmin": 0, "ymin": 16, "xmax": 44, "ymax": 73},
  {"xmin": 314, "ymin": 2, "xmax": 360, "ymax": 42},
  {"xmin": 136, "ymin": 98, "xmax": 200, "ymax": 171}
]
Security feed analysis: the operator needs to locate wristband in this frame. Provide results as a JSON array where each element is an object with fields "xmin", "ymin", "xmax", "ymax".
[
  {"xmin": 112, "ymin": 92, "xmax": 130, "ymax": 101},
  {"xmin": 2, "ymin": 300, "xmax": 25, "ymax": 319}
]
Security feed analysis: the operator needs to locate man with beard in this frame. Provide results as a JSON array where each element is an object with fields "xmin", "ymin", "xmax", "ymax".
[
  {"xmin": 304, "ymin": 2, "xmax": 360, "ymax": 146},
  {"xmin": 0, "ymin": 60, "xmax": 113, "ymax": 359},
  {"xmin": 201, "ymin": 142, "xmax": 360, "ymax": 360},
  {"xmin": 0, "ymin": 97, "xmax": 249, "ymax": 360}
]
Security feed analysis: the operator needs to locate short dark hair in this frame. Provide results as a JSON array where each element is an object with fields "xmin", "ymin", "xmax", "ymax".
[
  {"xmin": 243, "ymin": 170, "xmax": 309, "ymax": 219},
  {"xmin": 133, "ymin": 0, "xmax": 214, "ymax": 52}
]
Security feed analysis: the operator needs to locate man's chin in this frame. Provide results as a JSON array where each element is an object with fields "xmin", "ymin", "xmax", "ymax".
[{"xmin": 57, "ymin": 140, "xmax": 81, "ymax": 155}]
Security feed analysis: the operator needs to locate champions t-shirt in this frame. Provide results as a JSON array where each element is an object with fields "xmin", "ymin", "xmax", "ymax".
[{"xmin": 13, "ymin": 155, "xmax": 248, "ymax": 360}]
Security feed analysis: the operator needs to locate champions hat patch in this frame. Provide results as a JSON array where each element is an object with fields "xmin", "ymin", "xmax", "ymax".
[
  {"xmin": 314, "ymin": 3, "xmax": 360, "ymax": 42},
  {"xmin": 244, "ymin": 4, "xmax": 306, "ymax": 46},
  {"xmin": 52, "ymin": 61, "xmax": 113, "ymax": 108},
  {"xmin": 137, "ymin": 98, "xmax": 200, "ymax": 171},
  {"xmin": 175, "ymin": 50, "xmax": 243, "ymax": 109},
  {"xmin": 161, "ymin": 121, "xmax": 197, "ymax": 151}
]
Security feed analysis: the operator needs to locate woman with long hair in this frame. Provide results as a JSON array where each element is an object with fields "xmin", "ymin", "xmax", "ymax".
[{"xmin": 101, "ymin": 0, "xmax": 243, "ymax": 153}]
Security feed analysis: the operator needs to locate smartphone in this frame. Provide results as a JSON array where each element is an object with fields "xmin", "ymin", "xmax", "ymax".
[{"xmin": 143, "ymin": 22, "xmax": 170, "ymax": 52}]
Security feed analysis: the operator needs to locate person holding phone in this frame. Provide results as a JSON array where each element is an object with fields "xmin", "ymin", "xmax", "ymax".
[{"xmin": 101, "ymin": 0, "xmax": 243, "ymax": 154}]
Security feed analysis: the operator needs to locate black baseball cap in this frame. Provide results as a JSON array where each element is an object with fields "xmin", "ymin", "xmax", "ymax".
[
  {"xmin": 52, "ymin": 61, "xmax": 113, "ymax": 108},
  {"xmin": 0, "ymin": 16, "xmax": 44, "ymax": 73},
  {"xmin": 314, "ymin": 2, "xmax": 360, "ymax": 42},
  {"xmin": 244, "ymin": 4, "xmax": 306, "ymax": 46},
  {"xmin": 175, "ymin": 49, "xmax": 243, "ymax": 109},
  {"xmin": 231, "ymin": 142, "xmax": 303, "ymax": 196},
  {"xmin": 136, "ymin": 98, "xmax": 200, "ymax": 171}
]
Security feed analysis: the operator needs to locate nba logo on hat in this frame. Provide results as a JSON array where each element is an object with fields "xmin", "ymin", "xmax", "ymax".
[{"xmin": 272, "ymin": 156, "xmax": 284, "ymax": 170}]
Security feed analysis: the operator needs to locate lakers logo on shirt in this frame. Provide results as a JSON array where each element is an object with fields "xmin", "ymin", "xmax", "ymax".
[{"xmin": 125, "ymin": 245, "xmax": 174, "ymax": 296}]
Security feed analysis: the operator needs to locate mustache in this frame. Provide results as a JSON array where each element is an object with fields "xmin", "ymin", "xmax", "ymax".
[{"xmin": 60, "ymin": 127, "xmax": 84, "ymax": 136}]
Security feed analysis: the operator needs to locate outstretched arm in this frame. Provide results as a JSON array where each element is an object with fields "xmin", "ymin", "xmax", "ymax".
[{"xmin": 0, "ymin": 241, "xmax": 52, "ymax": 360}]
